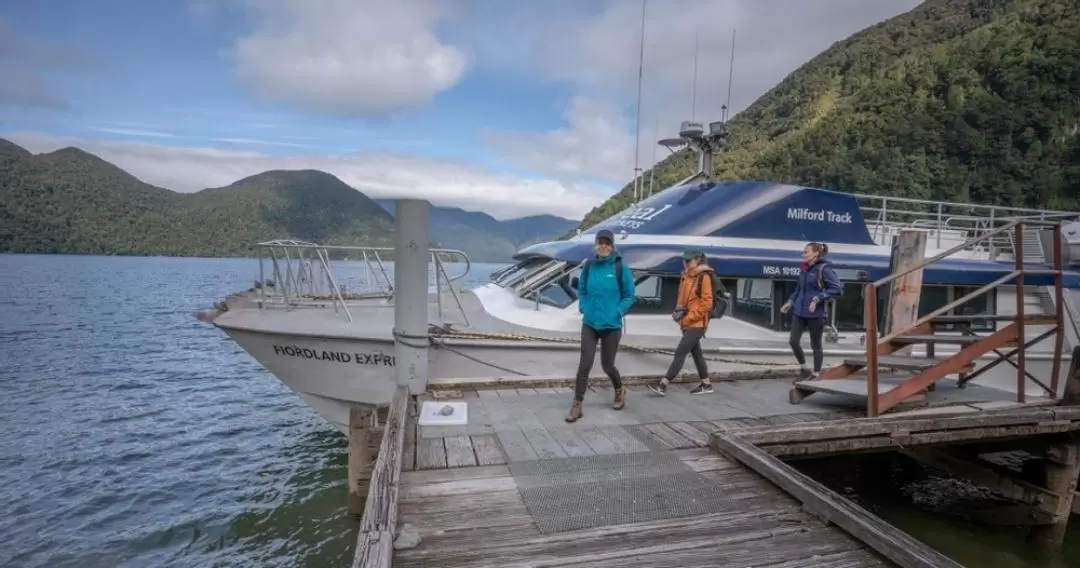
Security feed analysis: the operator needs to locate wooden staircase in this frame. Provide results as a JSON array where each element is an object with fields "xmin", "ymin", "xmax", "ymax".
[{"xmin": 790, "ymin": 222, "xmax": 1068, "ymax": 417}]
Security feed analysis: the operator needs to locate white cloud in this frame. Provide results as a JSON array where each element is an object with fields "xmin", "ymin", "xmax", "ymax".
[
  {"xmin": 233, "ymin": 0, "xmax": 469, "ymax": 117},
  {"xmin": 94, "ymin": 127, "xmax": 176, "ymax": 138},
  {"xmin": 0, "ymin": 17, "xmax": 106, "ymax": 109},
  {"xmin": 5, "ymin": 133, "xmax": 604, "ymax": 220},
  {"xmin": 482, "ymin": 0, "xmax": 923, "ymax": 186}
]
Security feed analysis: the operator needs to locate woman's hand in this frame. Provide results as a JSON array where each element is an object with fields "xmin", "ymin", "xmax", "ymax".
[{"xmin": 780, "ymin": 301, "xmax": 792, "ymax": 314}]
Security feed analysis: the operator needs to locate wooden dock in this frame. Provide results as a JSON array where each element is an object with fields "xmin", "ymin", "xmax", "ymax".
[{"xmin": 347, "ymin": 376, "xmax": 1051, "ymax": 568}]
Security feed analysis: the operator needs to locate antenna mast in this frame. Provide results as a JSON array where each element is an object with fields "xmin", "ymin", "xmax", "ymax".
[
  {"xmin": 691, "ymin": 28, "xmax": 699, "ymax": 121},
  {"xmin": 724, "ymin": 28, "xmax": 736, "ymax": 122},
  {"xmin": 631, "ymin": 0, "xmax": 646, "ymax": 204}
]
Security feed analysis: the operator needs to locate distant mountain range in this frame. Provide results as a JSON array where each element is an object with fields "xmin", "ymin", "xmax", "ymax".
[{"xmin": 0, "ymin": 138, "xmax": 577, "ymax": 262}]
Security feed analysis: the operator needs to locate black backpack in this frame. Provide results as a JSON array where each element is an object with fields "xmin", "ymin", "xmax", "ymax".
[
  {"xmin": 696, "ymin": 272, "xmax": 728, "ymax": 320},
  {"xmin": 579, "ymin": 257, "xmax": 628, "ymax": 300}
]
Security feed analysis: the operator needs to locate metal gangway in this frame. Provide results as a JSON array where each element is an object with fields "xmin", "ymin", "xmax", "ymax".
[{"xmin": 249, "ymin": 239, "xmax": 472, "ymax": 324}]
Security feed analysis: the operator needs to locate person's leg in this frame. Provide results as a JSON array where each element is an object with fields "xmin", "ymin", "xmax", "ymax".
[
  {"xmin": 789, "ymin": 316, "xmax": 810, "ymax": 379},
  {"xmin": 807, "ymin": 317, "xmax": 826, "ymax": 375},
  {"xmin": 687, "ymin": 329, "xmax": 712, "ymax": 394},
  {"xmin": 598, "ymin": 328, "xmax": 626, "ymax": 409},
  {"xmin": 567, "ymin": 324, "xmax": 599, "ymax": 422},
  {"xmin": 649, "ymin": 329, "xmax": 698, "ymax": 395}
]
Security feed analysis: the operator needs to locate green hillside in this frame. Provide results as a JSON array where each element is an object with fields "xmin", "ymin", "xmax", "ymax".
[
  {"xmin": 375, "ymin": 199, "xmax": 577, "ymax": 261},
  {"xmin": 578, "ymin": 0, "xmax": 1080, "ymax": 229},
  {"xmin": 0, "ymin": 140, "xmax": 575, "ymax": 261}
]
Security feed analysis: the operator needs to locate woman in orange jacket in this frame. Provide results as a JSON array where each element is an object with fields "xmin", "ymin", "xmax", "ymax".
[{"xmin": 648, "ymin": 249, "xmax": 722, "ymax": 396}]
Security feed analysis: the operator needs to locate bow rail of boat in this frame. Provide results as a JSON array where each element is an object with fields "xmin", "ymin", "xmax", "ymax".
[
  {"xmin": 855, "ymin": 193, "xmax": 1078, "ymax": 258},
  {"xmin": 249, "ymin": 239, "xmax": 472, "ymax": 323}
]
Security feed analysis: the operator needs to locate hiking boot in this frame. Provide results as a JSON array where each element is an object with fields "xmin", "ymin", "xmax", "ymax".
[
  {"xmin": 612, "ymin": 387, "xmax": 626, "ymax": 410},
  {"xmin": 647, "ymin": 381, "xmax": 667, "ymax": 396},
  {"xmin": 689, "ymin": 382, "xmax": 713, "ymax": 395},
  {"xmin": 798, "ymin": 367, "xmax": 814, "ymax": 380},
  {"xmin": 565, "ymin": 399, "xmax": 583, "ymax": 423}
]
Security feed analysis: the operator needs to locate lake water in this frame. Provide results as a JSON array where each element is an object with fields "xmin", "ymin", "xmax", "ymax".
[
  {"xmin": 0, "ymin": 254, "xmax": 505, "ymax": 568},
  {"xmin": 1, "ymin": 254, "xmax": 1077, "ymax": 567}
]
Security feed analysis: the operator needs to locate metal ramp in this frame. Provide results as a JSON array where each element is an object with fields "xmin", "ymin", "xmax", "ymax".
[
  {"xmin": 1010, "ymin": 224, "xmax": 1047, "ymax": 264},
  {"xmin": 791, "ymin": 221, "xmax": 1069, "ymax": 417}
]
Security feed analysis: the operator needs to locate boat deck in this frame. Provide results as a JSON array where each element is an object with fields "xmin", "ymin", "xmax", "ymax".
[{"xmin": 389, "ymin": 379, "xmax": 1039, "ymax": 568}]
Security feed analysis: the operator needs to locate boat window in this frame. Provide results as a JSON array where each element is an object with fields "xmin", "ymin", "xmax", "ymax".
[
  {"xmin": 534, "ymin": 276, "xmax": 576, "ymax": 309},
  {"xmin": 493, "ymin": 258, "xmax": 548, "ymax": 287},
  {"xmin": 943, "ymin": 286, "xmax": 996, "ymax": 332},
  {"xmin": 734, "ymin": 278, "xmax": 775, "ymax": 328},
  {"xmin": 627, "ymin": 275, "xmax": 674, "ymax": 314}
]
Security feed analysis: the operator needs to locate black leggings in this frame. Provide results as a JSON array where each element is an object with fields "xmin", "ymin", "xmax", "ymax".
[
  {"xmin": 789, "ymin": 316, "xmax": 825, "ymax": 372},
  {"xmin": 574, "ymin": 324, "xmax": 623, "ymax": 400},
  {"xmin": 664, "ymin": 328, "xmax": 708, "ymax": 381}
]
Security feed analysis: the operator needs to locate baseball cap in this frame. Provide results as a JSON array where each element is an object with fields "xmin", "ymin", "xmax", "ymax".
[
  {"xmin": 682, "ymin": 249, "xmax": 704, "ymax": 260},
  {"xmin": 595, "ymin": 229, "xmax": 615, "ymax": 244}
]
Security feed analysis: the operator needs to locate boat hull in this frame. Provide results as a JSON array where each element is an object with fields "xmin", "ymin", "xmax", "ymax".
[{"xmin": 220, "ymin": 324, "xmax": 1065, "ymax": 433}]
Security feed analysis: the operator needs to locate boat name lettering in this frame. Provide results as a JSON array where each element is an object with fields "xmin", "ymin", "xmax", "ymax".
[
  {"xmin": 612, "ymin": 204, "xmax": 673, "ymax": 230},
  {"xmin": 786, "ymin": 207, "xmax": 853, "ymax": 224},
  {"xmin": 762, "ymin": 265, "xmax": 802, "ymax": 277},
  {"xmin": 271, "ymin": 344, "xmax": 395, "ymax": 366}
]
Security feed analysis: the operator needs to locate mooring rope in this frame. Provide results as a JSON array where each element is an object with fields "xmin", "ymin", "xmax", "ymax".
[{"xmin": 419, "ymin": 324, "xmax": 784, "ymax": 367}]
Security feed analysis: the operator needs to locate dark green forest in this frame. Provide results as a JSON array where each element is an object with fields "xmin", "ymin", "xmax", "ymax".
[
  {"xmin": 577, "ymin": 0, "xmax": 1080, "ymax": 230},
  {"xmin": 0, "ymin": 141, "xmax": 575, "ymax": 261}
]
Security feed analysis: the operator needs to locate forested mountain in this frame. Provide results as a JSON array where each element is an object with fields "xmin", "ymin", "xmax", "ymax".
[
  {"xmin": 0, "ymin": 140, "xmax": 576, "ymax": 261},
  {"xmin": 577, "ymin": 0, "xmax": 1080, "ymax": 230},
  {"xmin": 374, "ymin": 199, "xmax": 577, "ymax": 261}
]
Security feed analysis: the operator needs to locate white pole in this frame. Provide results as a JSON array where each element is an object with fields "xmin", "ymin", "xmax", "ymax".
[
  {"xmin": 631, "ymin": 0, "xmax": 646, "ymax": 204},
  {"xmin": 394, "ymin": 199, "xmax": 430, "ymax": 395}
]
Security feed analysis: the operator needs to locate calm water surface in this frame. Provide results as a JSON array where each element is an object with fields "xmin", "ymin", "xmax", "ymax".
[{"xmin": 0, "ymin": 254, "xmax": 503, "ymax": 568}]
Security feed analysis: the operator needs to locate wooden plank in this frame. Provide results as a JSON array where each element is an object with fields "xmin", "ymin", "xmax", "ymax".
[
  {"xmin": 401, "ymin": 399, "xmax": 417, "ymax": 472},
  {"xmin": 712, "ymin": 432, "xmax": 963, "ymax": 568},
  {"xmin": 596, "ymin": 425, "xmax": 648, "ymax": 453},
  {"xmin": 642, "ymin": 422, "xmax": 697, "ymax": 449},
  {"xmin": 443, "ymin": 435, "xmax": 478, "ymax": 468},
  {"xmin": 494, "ymin": 426, "xmax": 540, "ymax": 462},
  {"xmin": 426, "ymin": 365, "xmax": 804, "ymax": 391},
  {"xmin": 415, "ymin": 437, "xmax": 447, "ymax": 470},
  {"xmin": 518, "ymin": 411, "xmax": 569, "ymax": 460},
  {"xmin": 348, "ymin": 406, "xmax": 378, "ymax": 516},
  {"xmin": 736, "ymin": 407, "xmax": 1080, "ymax": 446},
  {"xmin": 470, "ymin": 435, "xmax": 506, "ymax": 465},
  {"xmin": 546, "ymin": 426, "xmax": 597, "ymax": 457},
  {"xmin": 575, "ymin": 426, "xmax": 623, "ymax": 455},
  {"xmin": 352, "ymin": 385, "xmax": 410, "ymax": 568},
  {"xmin": 666, "ymin": 422, "xmax": 710, "ymax": 447}
]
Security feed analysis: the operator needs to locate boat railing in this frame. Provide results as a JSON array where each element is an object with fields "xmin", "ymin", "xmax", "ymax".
[
  {"xmin": 249, "ymin": 240, "xmax": 472, "ymax": 324},
  {"xmin": 856, "ymin": 194, "xmax": 1078, "ymax": 255}
]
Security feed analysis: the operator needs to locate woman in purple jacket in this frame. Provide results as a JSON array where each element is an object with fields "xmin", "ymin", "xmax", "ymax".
[{"xmin": 780, "ymin": 242, "xmax": 842, "ymax": 379}]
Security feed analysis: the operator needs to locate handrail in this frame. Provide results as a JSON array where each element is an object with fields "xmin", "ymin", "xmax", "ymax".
[
  {"xmin": 862, "ymin": 221, "xmax": 1068, "ymax": 416},
  {"xmin": 872, "ymin": 220, "xmax": 1022, "ymax": 290},
  {"xmin": 250, "ymin": 240, "xmax": 473, "ymax": 323}
]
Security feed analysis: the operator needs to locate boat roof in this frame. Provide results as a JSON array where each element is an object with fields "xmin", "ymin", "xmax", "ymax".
[
  {"xmin": 513, "ymin": 240, "xmax": 1080, "ymax": 288},
  {"xmin": 584, "ymin": 179, "xmax": 878, "ymax": 245}
]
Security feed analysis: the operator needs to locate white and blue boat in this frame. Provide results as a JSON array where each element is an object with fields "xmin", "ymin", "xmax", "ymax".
[{"xmin": 200, "ymin": 120, "xmax": 1080, "ymax": 431}]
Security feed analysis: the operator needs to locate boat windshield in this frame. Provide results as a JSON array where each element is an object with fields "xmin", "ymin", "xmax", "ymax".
[{"xmin": 493, "ymin": 257, "xmax": 580, "ymax": 308}]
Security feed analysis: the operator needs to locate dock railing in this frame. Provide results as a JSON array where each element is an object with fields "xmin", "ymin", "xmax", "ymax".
[
  {"xmin": 862, "ymin": 220, "xmax": 1067, "ymax": 416},
  {"xmin": 855, "ymin": 193, "xmax": 1078, "ymax": 253},
  {"xmin": 351, "ymin": 385, "xmax": 409, "ymax": 568},
  {"xmin": 250, "ymin": 240, "xmax": 472, "ymax": 324}
]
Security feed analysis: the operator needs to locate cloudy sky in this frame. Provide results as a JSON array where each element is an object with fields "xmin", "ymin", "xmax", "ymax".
[{"xmin": 0, "ymin": 0, "xmax": 920, "ymax": 220}]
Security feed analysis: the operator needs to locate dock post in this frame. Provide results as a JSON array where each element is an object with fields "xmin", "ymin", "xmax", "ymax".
[
  {"xmin": 1029, "ymin": 346, "xmax": 1080, "ymax": 547},
  {"xmin": 393, "ymin": 198, "xmax": 431, "ymax": 394},
  {"xmin": 348, "ymin": 406, "xmax": 378, "ymax": 517}
]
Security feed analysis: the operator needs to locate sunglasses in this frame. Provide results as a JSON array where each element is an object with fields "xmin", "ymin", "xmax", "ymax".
[{"xmin": 596, "ymin": 239, "xmax": 613, "ymax": 246}]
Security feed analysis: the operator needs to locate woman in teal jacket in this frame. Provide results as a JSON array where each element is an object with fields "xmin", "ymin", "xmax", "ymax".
[{"xmin": 566, "ymin": 229, "xmax": 636, "ymax": 422}]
